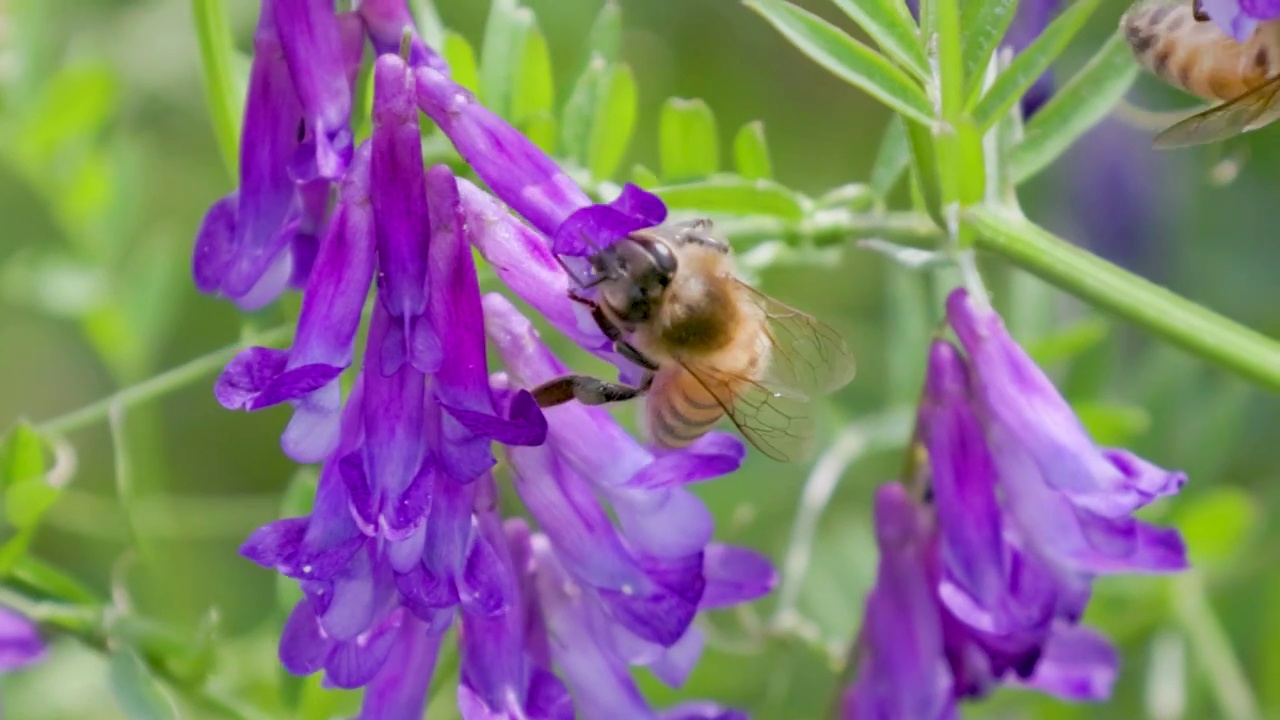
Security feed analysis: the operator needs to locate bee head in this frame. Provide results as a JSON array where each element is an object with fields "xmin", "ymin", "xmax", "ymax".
[{"xmin": 591, "ymin": 232, "xmax": 678, "ymax": 324}]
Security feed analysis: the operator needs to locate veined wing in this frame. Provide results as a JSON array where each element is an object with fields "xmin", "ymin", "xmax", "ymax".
[
  {"xmin": 1155, "ymin": 74, "xmax": 1280, "ymax": 148},
  {"xmin": 672, "ymin": 283, "xmax": 856, "ymax": 463}
]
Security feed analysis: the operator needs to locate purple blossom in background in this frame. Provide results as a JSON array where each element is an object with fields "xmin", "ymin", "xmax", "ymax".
[
  {"xmin": 198, "ymin": 2, "xmax": 777, "ymax": 716},
  {"xmin": 0, "ymin": 606, "xmax": 44, "ymax": 673},
  {"xmin": 1201, "ymin": 0, "xmax": 1280, "ymax": 41},
  {"xmin": 842, "ymin": 290, "xmax": 1187, "ymax": 716}
]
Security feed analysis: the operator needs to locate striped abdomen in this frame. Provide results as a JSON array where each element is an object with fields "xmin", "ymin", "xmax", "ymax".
[
  {"xmin": 646, "ymin": 367, "xmax": 732, "ymax": 449},
  {"xmin": 1123, "ymin": 1, "xmax": 1280, "ymax": 101}
]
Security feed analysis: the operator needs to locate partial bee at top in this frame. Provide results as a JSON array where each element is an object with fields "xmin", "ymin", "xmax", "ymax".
[{"xmin": 1122, "ymin": 0, "xmax": 1280, "ymax": 147}]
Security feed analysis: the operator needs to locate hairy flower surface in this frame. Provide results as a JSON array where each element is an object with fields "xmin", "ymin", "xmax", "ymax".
[
  {"xmin": 842, "ymin": 290, "xmax": 1187, "ymax": 717},
  {"xmin": 202, "ymin": 2, "xmax": 778, "ymax": 716}
]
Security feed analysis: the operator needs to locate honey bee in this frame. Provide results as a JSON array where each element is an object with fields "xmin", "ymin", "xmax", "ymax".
[
  {"xmin": 530, "ymin": 219, "xmax": 856, "ymax": 463},
  {"xmin": 1122, "ymin": 0, "xmax": 1280, "ymax": 147}
]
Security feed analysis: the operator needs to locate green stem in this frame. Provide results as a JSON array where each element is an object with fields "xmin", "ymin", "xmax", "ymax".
[
  {"xmin": 720, "ymin": 209, "xmax": 942, "ymax": 249},
  {"xmin": 192, "ymin": 0, "xmax": 242, "ymax": 180},
  {"xmin": 966, "ymin": 205, "xmax": 1280, "ymax": 392},
  {"xmin": 36, "ymin": 324, "xmax": 294, "ymax": 437},
  {"xmin": 1170, "ymin": 572, "xmax": 1261, "ymax": 720}
]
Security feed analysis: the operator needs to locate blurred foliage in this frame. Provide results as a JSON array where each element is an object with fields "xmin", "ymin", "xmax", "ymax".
[{"xmin": 0, "ymin": 0, "xmax": 1278, "ymax": 719}]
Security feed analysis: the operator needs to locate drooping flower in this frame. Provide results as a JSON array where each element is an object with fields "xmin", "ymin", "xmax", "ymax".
[
  {"xmin": 193, "ymin": 1, "xmax": 364, "ymax": 310},
  {"xmin": 842, "ymin": 291, "xmax": 1187, "ymax": 716},
  {"xmin": 0, "ymin": 606, "xmax": 44, "ymax": 673},
  {"xmin": 1201, "ymin": 0, "xmax": 1280, "ymax": 42}
]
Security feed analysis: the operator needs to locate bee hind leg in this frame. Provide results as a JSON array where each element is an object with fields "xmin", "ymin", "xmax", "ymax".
[{"xmin": 531, "ymin": 373, "xmax": 653, "ymax": 408}]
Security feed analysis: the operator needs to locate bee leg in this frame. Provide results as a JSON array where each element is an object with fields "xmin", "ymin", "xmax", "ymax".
[
  {"xmin": 1193, "ymin": 0, "xmax": 1209, "ymax": 21},
  {"xmin": 616, "ymin": 341, "xmax": 659, "ymax": 371},
  {"xmin": 530, "ymin": 373, "xmax": 653, "ymax": 408}
]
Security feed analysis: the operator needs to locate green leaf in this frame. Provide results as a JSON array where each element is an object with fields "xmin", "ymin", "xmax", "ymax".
[
  {"xmin": 870, "ymin": 115, "xmax": 911, "ymax": 199},
  {"xmin": 12, "ymin": 555, "xmax": 98, "ymax": 604},
  {"xmin": 408, "ymin": 0, "xmax": 446, "ymax": 48},
  {"xmin": 748, "ymin": 0, "xmax": 934, "ymax": 126},
  {"xmin": 510, "ymin": 26, "xmax": 555, "ymax": 140},
  {"xmin": 577, "ymin": 0, "xmax": 622, "ymax": 70},
  {"xmin": 443, "ymin": 31, "xmax": 481, "ymax": 96},
  {"xmin": 587, "ymin": 64, "xmax": 637, "ymax": 180},
  {"xmin": 1073, "ymin": 402, "xmax": 1151, "ymax": 446},
  {"xmin": 631, "ymin": 164, "xmax": 661, "ymax": 187},
  {"xmin": 2, "ymin": 422, "xmax": 58, "ymax": 530},
  {"xmin": 191, "ymin": 0, "xmax": 241, "ymax": 179},
  {"xmin": 653, "ymin": 176, "xmax": 803, "ymax": 220},
  {"xmin": 732, "ymin": 121, "xmax": 773, "ymax": 180},
  {"xmin": 830, "ymin": 0, "xmax": 930, "ymax": 80},
  {"xmin": 1172, "ymin": 488, "xmax": 1258, "ymax": 571},
  {"xmin": 1010, "ymin": 32, "xmax": 1140, "ymax": 183},
  {"xmin": 904, "ymin": 119, "xmax": 943, "ymax": 225},
  {"xmin": 659, "ymin": 97, "xmax": 719, "ymax": 182},
  {"xmin": 109, "ymin": 648, "xmax": 179, "ymax": 720},
  {"xmin": 561, "ymin": 55, "xmax": 608, "ymax": 166},
  {"xmin": 968, "ymin": 0, "xmax": 1102, "ymax": 130},
  {"xmin": 478, "ymin": 0, "xmax": 527, "ymax": 119},
  {"xmin": 960, "ymin": 0, "xmax": 1018, "ymax": 94}
]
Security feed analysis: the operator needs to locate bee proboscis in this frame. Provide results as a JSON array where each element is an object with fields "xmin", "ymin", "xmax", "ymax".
[
  {"xmin": 1121, "ymin": 0, "xmax": 1280, "ymax": 147},
  {"xmin": 530, "ymin": 219, "xmax": 856, "ymax": 463}
]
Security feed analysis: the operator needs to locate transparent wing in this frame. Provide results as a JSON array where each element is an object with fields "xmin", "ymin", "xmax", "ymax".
[
  {"xmin": 1155, "ymin": 75, "xmax": 1280, "ymax": 148},
  {"xmin": 672, "ymin": 282, "xmax": 856, "ymax": 463}
]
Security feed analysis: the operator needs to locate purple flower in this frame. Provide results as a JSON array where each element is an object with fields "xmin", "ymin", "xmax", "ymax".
[
  {"xmin": 0, "ymin": 606, "xmax": 44, "ymax": 673},
  {"xmin": 945, "ymin": 289, "xmax": 1188, "ymax": 578},
  {"xmin": 193, "ymin": 4, "xmax": 364, "ymax": 309},
  {"xmin": 1201, "ymin": 0, "xmax": 1280, "ymax": 41},
  {"xmin": 214, "ymin": 142, "xmax": 376, "ymax": 463}
]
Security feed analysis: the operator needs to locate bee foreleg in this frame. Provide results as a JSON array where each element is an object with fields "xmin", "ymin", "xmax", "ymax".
[{"xmin": 530, "ymin": 373, "xmax": 653, "ymax": 408}]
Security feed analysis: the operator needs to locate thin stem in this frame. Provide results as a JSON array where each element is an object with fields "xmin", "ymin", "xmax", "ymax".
[
  {"xmin": 966, "ymin": 205, "xmax": 1280, "ymax": 392},
  {"xmin": 35, "ymin": 324, "xmax": 294, "ymax": 437},
  {"xmin": 1170, "ymin": 572, "xmax": 1260, "ymax": 720},
  {"xmin": 719, "ymin": 209, "xmax": 942, "ymax": 249}
]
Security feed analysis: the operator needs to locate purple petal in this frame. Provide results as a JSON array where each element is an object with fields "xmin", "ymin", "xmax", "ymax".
[
  {"xmin": 215, "ymin": 347, "xmax": 289, "ymax": 410},
  {"xmin": 551, "ymin": 183, "xmax": 668, "ymax": 257},
  {"xmin": 598, "ymin": 552, "xmax": 704, "ymax": 646},
  {"xmin": 273, "ymin": 0, "xmax": 354, "ymax": 181},
  {"xmin": 357, "ymin": 0, "xmax": 448, "ymax": 70},
  {"xmin": 647, "ymin": 626, "xmax": 705, "ymax": 688},
  {"xmin": 1202, "ymin": 0, "xmax": 1260, "ymax": 39},
  {"xmin": 700, "ymin": 544, "xmax": 777, "ymax": 608},
  {"xmin": 371, "ymin": 53, "xmax": 437, "ymax": 374},
  {"xmin": 525, "ymin": 668, "xmax": 575, "ymax": 720},
  {"xmin": 279, "ymin": 598, "xmax": 332, "ymax": 675},
  {"xmin": 1018, "ymin": 624, "xmax": 1118, "ymax": 701},
  {"xmin": 357, "ymin": 615, "xmax": 448, "ymax": 720},
  {"xmin": 192, "ymin": 193, "xmax": 238, "ymax": 293},
  {"xmin": 325, "ymin": 608, "xmax": 406, "ymax": 689},
  {"xmin": 607, "ymin": 485, "xmax": 715, "ymax": 559},
  {"xmin": 459, "ymin": 533, "xmax": 508, "ymax": 617},
  {"xmin": 659, "ymin": 703, "xmax": 749, "ymax": 720},
  {"xmin": 441, "ymin": 391, "xmax": 548, "ymax": 447},
  {"xmin": 281, "ymin": 380, "xmax": 344, "ymax": 462},
  {"xmin": 397, "ymin": 563, "xmax": 457, "ymax": 618},
  {"xmin": 0, "ymin": 606, "xmax": 44, "ymax": 672},
  {"xmin": 414, "ymin": 66, "xmax": 592, "ymax": 236},
  {"xmin": 626, "ymin": 433, "xmax": 745, "ymax": 489}
]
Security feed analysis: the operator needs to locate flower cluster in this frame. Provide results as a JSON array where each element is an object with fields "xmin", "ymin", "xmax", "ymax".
[
  {"xmin": 1201, "ymin": 0, "xmax": 1280, "ymax": 41},
  {"xmin": 195, "ymin": 2, "xmax": 774, "ymax": 718},
  {"xmin": 842, "ymin": 289, "xmax": 1188, "ymax": 717}
]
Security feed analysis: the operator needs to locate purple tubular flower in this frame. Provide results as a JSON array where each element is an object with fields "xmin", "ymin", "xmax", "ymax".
[
  {"xmin": 413, "ymin": 66, "xmax": 592, "ymax": 236},
  {"xmin": 458, "ymin": 479, "xmax": 573, "ymax": 720},
  {"xmin": 357, "ymin": 614, "xmax": 450, "ymax": 720},
  {"xmin": 1203, "ymin": 0, "xmax": 1280, "ymax": 41},
  {"xmin": 427, "ymin": 166, "xmax": 548, "ymax": 482},
  {"xmin": 945, "ymin": 289, "xmax": 1188, "ymax": 579},
  {"xmin": 358, "ymin": 0, "xmax": 448, "ymax": 71},
  {"xmin": 194, "ymin": 4, "xmax": 303, "ymax": 309},
  {"xmin": 0, "ymin": 606, "xmax": 44, "ymax": 673},
  {"xmin": 272, "ymin": 0, "xmax": 355, "ymax": 181},
  {"xmin": 842, "ymin": 484, "xmax": 956, "ymax": 720},
  {"xmin": 214, "ymin": 142, "xmax": 376, "ymax": 463},
  {"xmin": 529, "ymin": 534, "xmax": 748, "ymax": 720},
  {"xmin": 371, "ymin": 52, "xmax": 442, "ymax": 377}
]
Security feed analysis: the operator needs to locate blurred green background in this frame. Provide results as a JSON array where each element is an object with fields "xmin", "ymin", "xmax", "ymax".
[{"xmin": 2, "ymin": 0, "xmax": 1280, "ymax": 718}]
